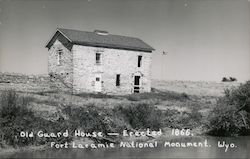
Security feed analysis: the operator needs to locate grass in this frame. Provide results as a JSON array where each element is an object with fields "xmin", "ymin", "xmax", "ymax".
[
  {"xmin": 0, "ymin": 90, "xmax": 167, "ymax": 148},
  {"xmin": 76, "ymin": 88, "xmax": 190, "ymax": 102},
  {"xmin": 76, "ymin": 92, "xmax": 119, "ymax": 99},
  {"xmin": 0, "ymin": 79, "xmax": 246, "ymax": 149},
  {"xmin": 123, "ymin": 90, "xmax": 189, "ymax": 102}
]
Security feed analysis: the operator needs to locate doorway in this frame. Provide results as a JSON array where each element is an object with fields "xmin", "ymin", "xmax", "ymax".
[
  {"xmin": 95, "ymin": 75, "xmax": 102, "ymax": 92},
  {"xmin": 134, "ymin": 76, "xmax": 140, "ymax": 93}
]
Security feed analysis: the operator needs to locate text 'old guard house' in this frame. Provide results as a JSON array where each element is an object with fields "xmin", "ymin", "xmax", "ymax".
[{"xmin": 45, "ymin": 28, "xmax": 154, "ymax": 95}]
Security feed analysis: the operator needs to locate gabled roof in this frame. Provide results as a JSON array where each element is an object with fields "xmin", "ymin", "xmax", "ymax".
[{"xmin": 45, "ymin": 28, "xmax": 154, "ymax": 52}]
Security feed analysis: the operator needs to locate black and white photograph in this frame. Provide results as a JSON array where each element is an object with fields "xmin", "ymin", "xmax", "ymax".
[{"xmin": 0, "ymin": 0, "xmax": 249, "ymax": 158}]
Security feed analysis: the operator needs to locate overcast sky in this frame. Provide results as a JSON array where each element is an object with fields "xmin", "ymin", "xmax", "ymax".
[{"xmin": 0, "ymin": 0, "xmax": 249, "ymax": 81}]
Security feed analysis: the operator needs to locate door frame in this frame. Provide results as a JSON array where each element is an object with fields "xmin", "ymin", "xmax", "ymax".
[
  {"xmin": 133, "ymin": 75, "xmax": 141, "ymax": 93},
  {"xmin": 94, "ymin": 74, "xmax": 102, "ymax": 92}
]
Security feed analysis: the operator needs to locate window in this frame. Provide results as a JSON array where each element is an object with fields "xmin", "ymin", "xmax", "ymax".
[
  {"xmin": 96, "ymin": 77, "xmax": 100, "ymax": 81},
  {"xmin": 96, "ymin": 53, "xmax": 101, "ymax": 64},
  {"xmin": 138, "ymin": 55, "xmax": 142, "ymax": 67},
  {"xmin": 116, "ymin": 74, "xmax": 120, "ymax": 86},
  {"xmin": 57, "ymin": 49, "xmax": 63, "ymax": 65}
]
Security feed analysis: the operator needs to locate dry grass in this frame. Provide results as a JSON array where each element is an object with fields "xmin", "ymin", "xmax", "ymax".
[
  {"xmin": 0, "ymin": 79, "xmax": 247, "ymax": 150},
  {"xmin": 0, "ymin": 79, "xmax": 239, "ymax": 130},
  {"xmin": 0, "ymin": 79, "xmax": 239, "ymax": 117},
  {"xmin": 152, "ymin": 79, "xmax": 240, "ymax": 97}
]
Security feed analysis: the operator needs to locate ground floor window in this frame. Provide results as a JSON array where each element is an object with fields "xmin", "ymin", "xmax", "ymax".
[{"xmin": 116, "ymin": 74, "xmax": 120, "ymax": 86}]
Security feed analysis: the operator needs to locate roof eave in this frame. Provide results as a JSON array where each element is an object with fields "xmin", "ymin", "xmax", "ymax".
[
  {"xmin": 56, "ymin": 28, "xmax": 73, "ymax": 42},
  {"xmin": 45, "ymin": 28, "xmax": 73, "ymax": 48},
  {"xmin": 72, "ymin": 41, "xmax": 154, "ymax": 53}
]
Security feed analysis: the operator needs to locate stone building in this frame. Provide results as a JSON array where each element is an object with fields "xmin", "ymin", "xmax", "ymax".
[{"xmin": 45, "ymin": 28, "xmax": 154, "ymax": 94}]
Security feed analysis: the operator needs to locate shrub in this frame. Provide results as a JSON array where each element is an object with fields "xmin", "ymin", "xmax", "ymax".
[
  {"xmin": 222, "ymin": 77, "xmax": 237, "ymax": 82},
  {"xmin": 222, "ymin": 77, "xmax": 229, "ymax": 82},
  {"xmin": 207, "ymin": 81, "xmax": 250, "ymax": 136},
  {"xmin": 0, "ymin": 90, "xmax": 35, "ymax": 146},
  {"xmin": 0, "ymin": 90, "xmax": 73, "ymax": 147},
  {"xmin": 163, "ymin": 108, "xmax": 202, "ymax": 129},
  {"xmin": 114, "ymin": 103, "xmax": 163, "ymax": 129},
  {"xmin": 63, "ymin": 105, "xmax": 108, "ymax": 132},
  {"xmin": 224, "ymin": 81, "xmax": 250, "ymax": 111},
  {"xmin": 207, "ymin": 100, "xmax": 249, "ymax": 136},
  {"xmin": 62, "ymin": 105, "xmax": 129, "ymax": 134},
  {"xmin": 229, "ymin": 77, "xmax": 237, "ymax": 82}
]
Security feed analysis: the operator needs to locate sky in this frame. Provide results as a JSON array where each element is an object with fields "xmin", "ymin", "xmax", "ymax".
[{"xmin": 0, "ymin": 0, "xmax": 249, "ymax": 82}]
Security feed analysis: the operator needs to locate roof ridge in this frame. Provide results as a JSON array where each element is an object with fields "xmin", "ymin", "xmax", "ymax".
[{"xmin": 57, "ymin": 28, "xmax": 144, "ymax": 41}]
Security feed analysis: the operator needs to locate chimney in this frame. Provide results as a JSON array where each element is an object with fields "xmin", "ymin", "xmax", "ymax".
[{"xmin": 94, "ymin": 30, "xmax": 109, "ymax": 35}]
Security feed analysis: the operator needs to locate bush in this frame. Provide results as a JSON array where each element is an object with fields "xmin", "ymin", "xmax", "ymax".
[
  {"xmin": 162, "ymin": 108, "xmax": 202, "ymax": 129},
  {"xmin": 62, "ymin": 105, "xmax": 129, "ymax": 134},
  {"xmin": 114, "ymin": 103, "xmax": 163, "ymax": 129},
  {"xmin": 222, "ymin": 77, "xmax": 228, "ymax": 82},
  {"xmin": 0, "ymin": 90, "xmax": 35, "ymax": 146},
  {"xmin": 63, "ymin": 105, "xmax": 109, "ymax": 133},
  {"xmin": 222, "ymin": 77, "xmax": 237, "ymax": 82},
  {"xmin": 207, "ymin": 101, "xmax": 249, "ymax": 136},
  {"xmin": 0, "ymin": 90, "xmax": 73, "ymax": 147},
  {"xmin": 207, "ymin": 81, "xmax": 250, "ymax": 136},
  {"xmin": 224, "ymin": 81, "xmax": 250, "ymax": 111}
]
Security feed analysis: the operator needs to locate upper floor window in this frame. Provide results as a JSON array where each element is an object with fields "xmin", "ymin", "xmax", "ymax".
[
  {"xmin": 96, "ymin": 52, "xmax": 101, "ymax": 64},
  {"xmin": 57, "ymin": 49, "xmax": 63, "ymax": 65},
  {"xmin": 138, "ymin": 55, "xmax": 142, "ymax": 67}
]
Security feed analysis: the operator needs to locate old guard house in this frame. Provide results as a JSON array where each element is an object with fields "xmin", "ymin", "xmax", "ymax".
[{"xmin": 45, "ymin": 28, "xmax": 154, "ymax": 94}]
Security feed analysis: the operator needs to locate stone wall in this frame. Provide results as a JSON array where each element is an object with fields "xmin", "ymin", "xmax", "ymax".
[
  {"xmin": 0, "ymin": 72, "xmax": 52, "ymax": 92},
  {"xmin": 48, "ymin": 39, "xmax": 73, "ymax": 90},
  {"xmin": 0, "ymin": 72, "xmax": 72, "ymax": 93},
  {"xmin": 0, "ymin": 72, "xmax": 49, "ymax": 84},
  {"xmin": 72, "ymin": 45, "xmax": 152, "ymax": 95},
  {"xmin": 0, "ymin": 37, "xmax": 75, "ymax": 93}
]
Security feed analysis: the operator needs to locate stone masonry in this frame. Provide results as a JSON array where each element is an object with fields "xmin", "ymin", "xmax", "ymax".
[
  {"xmin": 46, "ymin": 28, "xmax": 154, "ymax": 95},
  {"xmin": 72, "ymin": 45, "xmax": 152, "ymax": 94},
  {"xmin": 48, "ymin": 39, "xmax": 73, "ymax": 91}
]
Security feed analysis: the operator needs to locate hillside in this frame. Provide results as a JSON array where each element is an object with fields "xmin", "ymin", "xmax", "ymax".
[
  {"xmin": 0, "ymin": 73, "xmax": 240, "ymax": 120},
  {"xmin": 1, "ymin": 72, "xmax": 247, "ymax": 152}
]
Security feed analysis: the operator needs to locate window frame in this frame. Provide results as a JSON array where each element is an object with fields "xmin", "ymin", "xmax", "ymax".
[
  {"xmin": 57, "ymin": 49, "xmax": 63, "ymax": 65},
  {"xmin": 134, "ymin": 76, "xmax": 140, "ymax": 86},
  {"xmin": 116, "ymin": 74, "xmax": 120, "ymax": 86},
  {"xmin": 138, "ymin": 55, "xmax": 142, "ymax": 67},
  {"xmin": 96, "ymin": 77, "xmax": 100, "ymax": 81},
  {"xmin": 96, "ymin": 52, "xmax": 101, "ymax": 65}
]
